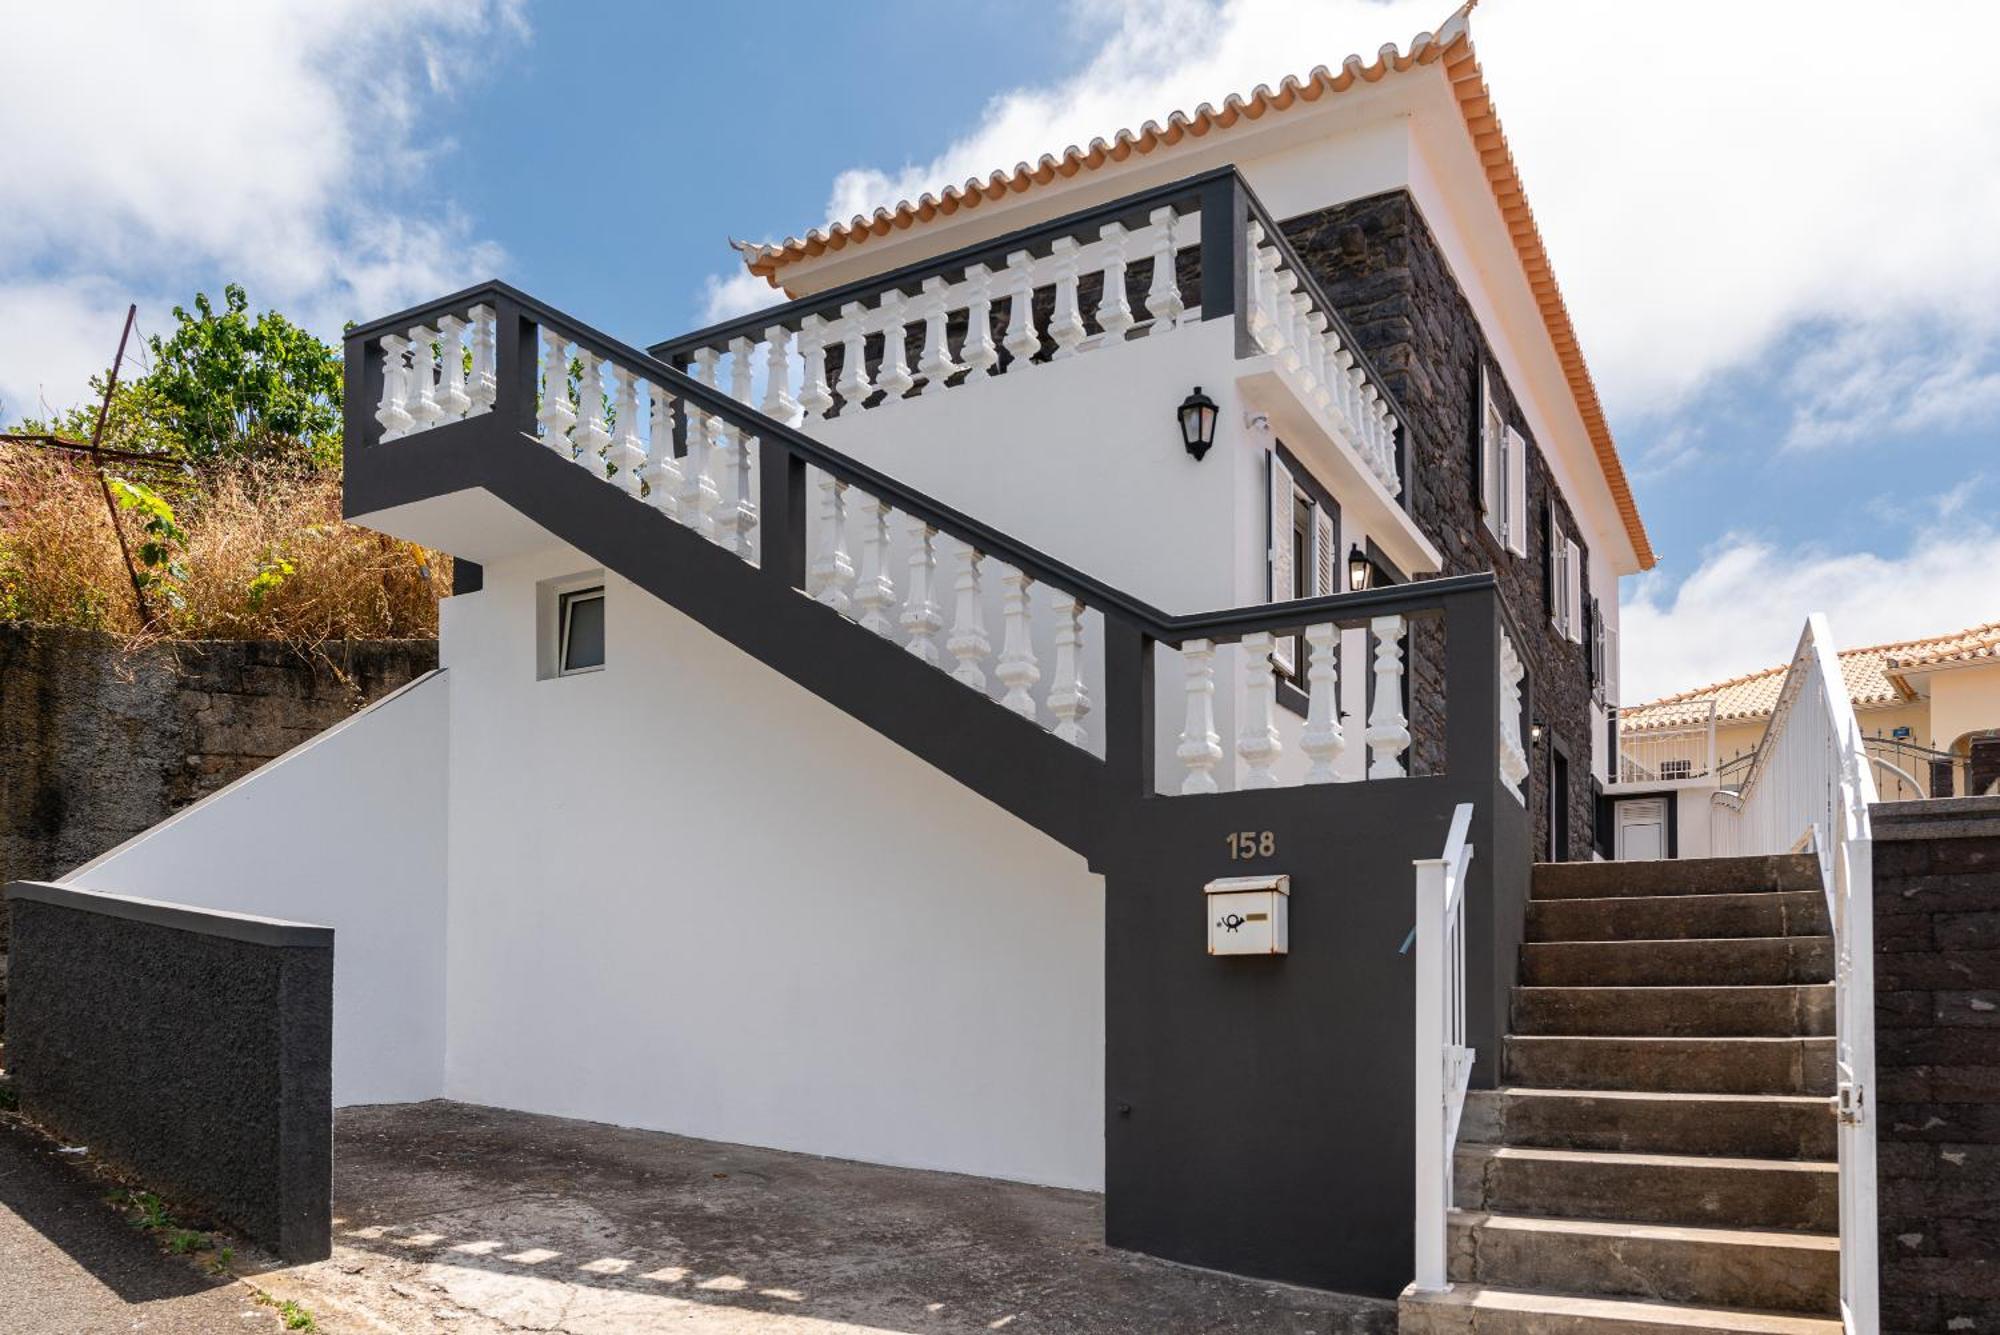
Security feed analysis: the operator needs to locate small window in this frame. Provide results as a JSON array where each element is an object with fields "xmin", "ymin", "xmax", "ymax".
[
  {"xmin": 1660, "ymin": 759, "xmax": 1693, "ymax": 781},
  {"xmin": 558, "ymin": 587, "xmax": 606, "ymax": 674}
]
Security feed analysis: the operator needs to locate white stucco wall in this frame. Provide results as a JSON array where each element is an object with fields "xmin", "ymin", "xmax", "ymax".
[
  {"xmin": 438, "ymin": 544, "xmax": 1107, "ymax": 1191},
  {"xmin": 60, "ymin": 674, "xmax": 451, "ymax": 1107}
]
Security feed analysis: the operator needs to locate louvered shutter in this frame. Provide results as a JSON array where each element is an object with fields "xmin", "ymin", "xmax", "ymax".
[
  {"xmin": 1564, "ymin": 538, "xmax": 1584, "ymax": 643},
  {"xmin": 1269, "ymin": 451, "xmax": 1297, "ymax": 675},
  {"xmin": 1313, "ymin": 506, "xmax": 1336, "ymax": 597},
  {"xmin": 1505, "ymin": 426, "xmax": 1529, "ymax": 556},
  {"xmin": 1549, "ymin": 520, "xmax": 1568, "ymax": 632},
  {"xmin": 1479, "ymin": 365, "xmax": 1501, "ymax": 539},
  {"xmin": 1606, "ymin": 620, "xmax": 1621, "ymax": 705}
]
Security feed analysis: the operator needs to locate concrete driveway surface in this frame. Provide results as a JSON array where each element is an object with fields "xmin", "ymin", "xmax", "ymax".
[
  {"xmin": 255, "ymin": 1101, "xmax": 1395, "ymax": 1335},
  {"xmin": 0, "ymin": 1116, "xmax": 269, "ymax": 1333}
]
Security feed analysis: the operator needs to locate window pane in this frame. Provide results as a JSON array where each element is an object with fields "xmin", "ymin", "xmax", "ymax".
[{"xmin": 562, "ymin": 591, "xmax": 606, "ymax": 671}]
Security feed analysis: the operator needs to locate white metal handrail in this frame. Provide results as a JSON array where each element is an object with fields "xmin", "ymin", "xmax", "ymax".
[
  {"xmin": 1411, "ymin": 801, "xmax": 1475, "ymax": 1294},
  {"xmin": 1710, "ymin": 614, "xmax": 1877, "ymax": 1334}
]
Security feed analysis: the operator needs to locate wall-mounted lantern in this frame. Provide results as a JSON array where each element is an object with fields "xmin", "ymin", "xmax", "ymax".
[
  {"xmin": 1178, "ymin": 387, "xmax": 1218, "ymax": 461},
  {"xmin": 1348, "ymin": 544, "xmax": 1375, "ymax": 593},
  {"xmin": 1530, "ymin": 719, "xmax": 1546, "ymax": 746}
]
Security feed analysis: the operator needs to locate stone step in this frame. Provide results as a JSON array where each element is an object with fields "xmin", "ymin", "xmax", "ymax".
[
  {"xmin": 1521, "ymin": 937, "xmax": 1833, "ymax": 987},
  {"xmin": 1447, "ymin": 1211, "xmax": 1839, "ymax": 1316},
  {"xmin": 1510, "ymin": 985, "xmax": 1833, "ymax": 1038},
  {"xmin": 1504, "ymin": 1036, "xmax": 1835, "ymax": 1095},
  {"xmin": 1526, "ymin": 892, "xmax": 1829, "ymax": 943},
  {"xmin": 1399, "ymin": 1282, "xmax": 1842, "ymax": 1333},
  {"xmin": 1461, "ymin": 1089, "xmax": 1836, "ymax": 1161},
  {"xmin": 1530, "ymin": 855, "xmax": 1821, "ymax": 902},
  {"xmin": 1454, "ymin": 1145, "xmax": 1839, "ymax": 1232}
]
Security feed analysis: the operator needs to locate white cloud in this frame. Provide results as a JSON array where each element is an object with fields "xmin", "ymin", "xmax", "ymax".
[
  {"xmin": 1620, "ymin": 517, "xmax": 2000, "ymax": 704},
  {"xmin": 701, "ymin": 269, "xmax": 787, "ymax": 326},
  {"xmin": 709, "ymin": 0, "xmax": 2000, "ymax": 426},
  {"xmin": 0, "ymin": 0, "xmax": 522, "ymax": 416}
]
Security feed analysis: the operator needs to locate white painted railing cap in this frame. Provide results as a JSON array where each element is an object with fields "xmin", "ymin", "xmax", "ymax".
[{"xmin": 1204, "ymin": 874, "xmax": 1290, "ymax": 896}]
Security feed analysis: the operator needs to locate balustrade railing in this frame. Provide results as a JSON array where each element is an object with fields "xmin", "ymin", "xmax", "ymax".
[
  {"xmin": 651, "ymin": 166, "xmax": 1408, "ymax": 503},
  {"xmin": 347, "ymin": 282, "xmax": 1500, "ymax": 802},
  {"xmin": 1410, "ymin": 801, "xmax": 1476, "ymax": 1295},
  {"xmin": 1615, "ymin": 699, "xmax": 1719, "ymax": 785},
  {"xmin": 1709, "ymin": 615, "xmax": 1877, "ymax": 1334}
]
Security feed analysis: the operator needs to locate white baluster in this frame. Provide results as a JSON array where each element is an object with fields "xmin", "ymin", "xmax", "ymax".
[
  {"xmin": 406, "ymin": 324, "xmax": 442, "ymax": 429},
  {"xmin": 1366, "ymin": 615, "xmax": 1411, "ymax": 779},
  {"xmin": 1047, "ymin": 594, "xmax": 1092, "ymax": 746},
  {"xmin": 1177, "ymin": 638, "xmax": 1223, "ymax": 794},
  {"xmin": 535, "ymin": 328, "xmax": 575, "ymax": 450},
  {"xmin": 960, "ymin": 264, "xmax": 998, "ymax": 379},
  {"xmin": 835, "ymin": 301, "xmax": 873, "ymax": 410},
  {"xmin": 1238, "ymin": 633, "xmax": 1282, "ymax": 789},
  {"xmin": 796, "ymin": 314, "xmax": 834, "ymax": 418},
  {"xmin": 811, "ymin": 473, "xmax": 854, "ymax": 612},
  {"xmin": 435, "ymin": 314, "xmax": 472, "ymax": 419},
  {"xmin": 1332, "ymin": 343, "xmax": 1362, "ymax": 440},
  {"xmin": 1244, "ymin": 226, "xmax": 1277, "ymax": 351},
  {"xmin": 876, "ymin": 293, "xmax": 914, "ymax": 403},
  {"xmin": 916, "ymin": 276, "xmax": 962, "ymax": 394},
  {"xmin": 715, "ymin": 336, "xmax": 757, "ymax": 556},
  {"xmin": 375, "ymin": 334, "xmax": 414, "ymax": 439},
  {"xmin": 1499, "ymin": 629, "xmax": 1529, "ymax": 803},
  {"xmin": 852, "ymin": 494, "xmax": 898, "ymax": 636},
  {"xmin": 1271, "ymin": 272, "xmax": 1304, "ymax": 375},
  {"xmin": 1301, "ymin": 622, "xmax": 1345, "ymax": 783},
  {"xmin": 900, "ymin": 519, "xmax": 944, "ymax": 664},
  {"xmin": 1096, "ymin": 222, "xmax": 1134, "ymax": 341},
  {"xmin": 466, "ymin": 304, "xmax": 497, "ymax": 415},
  {"xmin": 1145, "ymin": 206, "xmax": 1184, "ymax": 333},
  {"xmin": 1003, "ymin": 250, "xmax": 1040, "ymax": 366},
  {"xmin": 678, "ymin": 349, "xmax": 721, "ymax": 536},
  {"xmin": 1289, "ymin": 290, "xmax": 1315, "ymax": 383},
  {"xmin": 761, "ymin": 324, "xmax": 800, "ymax": 425},
  {"xmin": 946, "ymin": 544, "xmax": 990, "ymax": 689},
  {"xmin": 1304, "ymin": 311, "xmax": 1333, "ymax": 416},
  {"xmin": 607, "ymin": 364, "xmax": 645, "ymax": 496},
  {"xmin": 1382, "ymin": 415, "xmax": 1402, "ymax": 496},
  {"xmin": 643, "ymin": 384, "xmax": 683, "ymax": 518},
  {"xmin": 996, "ymin": 568, "xmax": 1040, "ymax": 719},
  {"xmin": 571, "ymin": 350, "xmax": 610, "ymax": 471},
  {"xmin": 1047, "ymin": 237, "xmax": 1086, "ymax": 359}
]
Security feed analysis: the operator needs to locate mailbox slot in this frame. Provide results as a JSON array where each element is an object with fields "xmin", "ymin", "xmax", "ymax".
[{"xmin": 1205, "ymin": 874, "xmax": 1290, "ymax": 955}]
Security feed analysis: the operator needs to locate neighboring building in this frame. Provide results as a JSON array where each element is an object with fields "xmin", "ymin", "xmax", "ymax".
[
  {"xmin": 12, "ymin": 10, "xmax": 1894, "ymax": 1333},
  {"xmin": 1610, "ymin": 621, "xmax": 2000, "ymax": 858}
]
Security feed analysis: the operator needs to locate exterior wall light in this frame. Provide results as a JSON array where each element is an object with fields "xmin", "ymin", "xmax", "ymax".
[
  {"xmin": 1179, "ymin": 387, "xmax": 1218, "ymax": 461},
  {"xmin": 1530, "ymin": 719, "xmax": 1546, "ymax": 745},
  {"xmin": 1348, "ymin": 544, "xmax": 1374, "ymax": 592}
]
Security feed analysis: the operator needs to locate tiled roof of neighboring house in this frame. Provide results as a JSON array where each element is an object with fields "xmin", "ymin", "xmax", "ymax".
[
  {"xmin": 733, "ymin": 6, "xmax": 1656, "ymax": 570},
  {"xmin": 1621, "ymin": 622, "xmax": 2000, "ymax": 731}
]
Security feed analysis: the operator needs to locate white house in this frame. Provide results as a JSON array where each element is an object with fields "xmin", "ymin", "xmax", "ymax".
[{"xmin": 49, "ymin": 11, "xmax": 1886, "ymax": 1332}]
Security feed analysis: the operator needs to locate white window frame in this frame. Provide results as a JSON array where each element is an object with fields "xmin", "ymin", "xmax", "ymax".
[
  {"xmin": 1268, "ymin": 447, "xmax": 1338, "ymax": 680},
  {"xmin": 1479, "ymin": 365, "xmax": 1529, "ymax": 556},
  {"xmin": 1504, "ymin": 426, "xmax": 1529, "ymax": 558},
  {"xmin": 557, "ymin": 585, "xmax": 607, "ymax": 676}
]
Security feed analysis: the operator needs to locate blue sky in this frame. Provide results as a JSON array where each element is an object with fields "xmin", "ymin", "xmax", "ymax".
[{"xmin": 5, "ymin": 0, "xmax": 1996, "ymax": 702}]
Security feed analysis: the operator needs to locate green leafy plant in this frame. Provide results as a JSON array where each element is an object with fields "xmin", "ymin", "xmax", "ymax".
[
  {"xmin": 124, "ymin": 1190, "xmax": 174, "ymax": 1231},
  {"xmin": 276, "ymin": 1298, "xmax": 318, "ymax": 1331},
  {"xmin": 246, "ymin": 555, "xmax": 295, "ymax": 609},
  {"xmin": 106, "ymin": 476, "xmax": 190, "ymax": 611},
  {"xmin": 143, "ymin": 284, "xmax": 342, "ymax": 467},
  {"xmin": 167, "ymin": 1228, "xmax": 208, "ymax": 1254}
]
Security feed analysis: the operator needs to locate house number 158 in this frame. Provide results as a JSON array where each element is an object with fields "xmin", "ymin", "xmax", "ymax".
[{"xmin": 1226, "ymin": 830, "xmax": 1276, "ymax": 860}]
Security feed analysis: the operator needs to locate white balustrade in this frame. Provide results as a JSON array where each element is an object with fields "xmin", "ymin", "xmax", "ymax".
[
  {"xmin": 643, "ymin": 383, "xmax": 683, "ymax": 518},
  {"xmin": 1047, "ymin": 594, "xmax": 1091, "ymax": 747},
  {"xmin": 961, "ymin": 265, "xmax": 998, "ymax": 379},
  {"xmin": 1176, "ymin": 638, "xmax": 1223, "ymax": 794},
  {"xmin": 796, "ymin": 315, "xmax": 834, "ymax": 418},
  {"xmin": 572, "ymin": 349, "xmax": 610, "ymax": 471},
  {"xmin": 1237, "ymin": 633, "xmax": 1282, "ymax": 789},
  {"xmin": 678, "ymin": 349, "xmax": 721, "ymax": 537},
  {"xmin": 536, "ymin": 329, "xmax": 575, "ymax": 450},
  {"xmin": 1366, "ymin": 615, "xmax": 1412, "ymax": 779},
  {"xmin": 1301, "ymin": 622, "xmax": 1345, "ymax": 783},
  {"xmin": 406, "ymin": 324, "xmax": 443, "ymax": 431},
  {"xmin": 900, "ymin": 519, "xmax": 944, "ymax": 664},
  {"xmin": 852, "ymin": 494, "xmax": 898, "ymax": 636},
  {"xmin": 1047, "ymin": 237, "xmax": 1086, "ymax": 359},
  {"xmin": 876, "ymin": 293, "xmax": 915, "ymax": 402},
  {"xmin": 1146, "ymin": 207, "xmax": 1184, "ymax": 333},
  {"xmin": 1411, "ymin": 802, "xmax": 1476, "ymax": 1295},
  {"xmin": 435, "ymin": 314, "xmax": 472, "ymax": 419},
  {"xmin": 1096, "ymin": 223, "xmax": 1135, "ymax": 340},
  {"xmin": 946, "ymin": 543, "xmax": 990, "ymax": 688},
  {"xmin": 714, "ymin": 336, "xmax": 757, "ymax": 557},
  {"xmin": 996, "ymin": 568, "xmax": 1040, "ymax": 719},
  {"xmin": 374, "ymin": 334, "xmax": 414, "ymax": 439},
  {"xmin": 917, "ymin": 277, "xmax": 961, "ymax": 394},
  {"xmin": 606, "ymin": 364, "xmax": 645, "ymax": 497},
  {"xmin": 811, "ymin": 473, "xmax": 854, "ymax": 612},
  {"xmin": 1498, "ymin": 628, "xmax": 1529, "ymax": 803},
  {"xmin": 1003, "ymin": 250, "xmax": 1040, "ymax": 365},
  {"xmin": 835, "ymin": 302, "xmax": 873, "ymax": 409},
  {"xmin": 466, "ymin": 305, "xmax": 497, "ymax": 415}
]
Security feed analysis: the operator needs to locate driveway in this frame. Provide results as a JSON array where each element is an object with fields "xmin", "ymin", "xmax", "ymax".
[{"xmin": 258, "ymin": 1101, "xmax": 1394, "ymax": 1334}]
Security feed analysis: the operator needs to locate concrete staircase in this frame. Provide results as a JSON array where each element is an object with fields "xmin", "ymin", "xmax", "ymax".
[{"xmin": 1400, "ymin": 854, "xmax": 1843, "ymax": 1333}]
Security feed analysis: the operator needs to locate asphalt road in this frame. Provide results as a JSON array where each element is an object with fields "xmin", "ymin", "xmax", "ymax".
[{"xmin": 0, "ymin": 1117, "xmax": 269, "ymax": 1334}]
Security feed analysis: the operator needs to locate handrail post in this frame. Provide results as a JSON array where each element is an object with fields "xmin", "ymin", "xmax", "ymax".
[
  {"xmin": 1103, "ymin": 615, "xmax": 1156, "ymax": 802},
  {"xmin": 757, "ymin": 437, "xmax": 807, "ymax": 591},
  {"xmin": 1412, "ymin": 853, "xmax": 1449, "ymax": 1293},
  {"xmin": 490, "ymin": 295, "xmax": 539, "ymax": 442},
  {"xmin": 1197, "ymin": 174, "xmax": 1249, "ymax": 347}
]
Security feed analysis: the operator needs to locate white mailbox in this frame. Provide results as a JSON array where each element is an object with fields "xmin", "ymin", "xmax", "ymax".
[{"xmin": 1205, "ymin": 874, "xmax": 1290, "ymax": 955}]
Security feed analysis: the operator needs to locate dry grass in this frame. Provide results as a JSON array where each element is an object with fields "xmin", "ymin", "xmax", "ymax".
[{"xmin": 0, "ymin": 444, "xmax": 443, "ymax": 645}]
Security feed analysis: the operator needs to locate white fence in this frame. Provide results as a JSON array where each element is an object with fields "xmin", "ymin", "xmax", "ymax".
[
  {"xmin": 1710, "ymin": 614, "xmax": 1877, "ymax": 1334},
  {"xmin": 1409, "ymin": 801, "xmax": 1475, "ymax": 1294},
  {"xmin": 1615, "ymin": 698, "xmax": 1717, "ymax": 785}
]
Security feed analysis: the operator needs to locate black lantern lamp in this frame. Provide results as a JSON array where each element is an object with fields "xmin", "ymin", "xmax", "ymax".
[
  {"xmin": 1530, "ymin": 718, "xmax": 1546, "ymax": 745},
  {"xmin": 1178, "ymin": 386, "xmax": 1218, "ymax": 460},
  {"xmin": 1347, "ymin": 544, "xmax": 1374, "ymax": 592}
]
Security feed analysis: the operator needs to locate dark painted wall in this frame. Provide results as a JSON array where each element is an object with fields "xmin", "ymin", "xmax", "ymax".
[
  {"xmin": 3, "ymin": 882, "xmax": 333, "ymax": 1262},
  {"xmin": 1872, "ymin": 797, "xmax": 2000, "ymax": 1331},
  {"xmin": 1282, "ymin": 192, "xmax": 1597, "ymax": 860}
]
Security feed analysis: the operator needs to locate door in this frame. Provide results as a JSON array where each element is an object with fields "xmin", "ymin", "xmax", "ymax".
[{"xmin": 1616, "ymin": 798, "xmax": 1666, "ymax": 861}]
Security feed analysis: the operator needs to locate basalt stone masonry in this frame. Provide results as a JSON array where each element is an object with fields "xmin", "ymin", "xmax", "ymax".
[
  {"xmin": 4, "ymin": 881, "xmax": 332, "ymax": 1262},
  {"xmin": 1282, "ymin": 191, "xmax": 1596, "ymax": 860},
  {"xmin": 0, "ymin": 623, "xmax": 433, "ymax": 1030},
  {"xmin": 1872, "ymin": 796, "xmax": 2000, "ymax": 1332}
]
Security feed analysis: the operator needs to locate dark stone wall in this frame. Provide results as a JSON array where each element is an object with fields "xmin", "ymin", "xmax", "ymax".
[
  {"xmin": 1281, "ymin": 191, "xmax": 1596, "ymax": 860},
  {"xmin": 1873, "ymin": 797, "xmax": 2000, "ymax": 1332},
  {"xmin": 4, "ymin": 882, "xmax": 332, "ymax": 1261},
  {"xmin": 0, "ymin": 624, "xmax": 433, "ymax": 1030}
]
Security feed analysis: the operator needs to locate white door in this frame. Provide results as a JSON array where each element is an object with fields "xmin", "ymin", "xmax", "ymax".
[{"xmin": 1617, "ymin": 799, "xmax": 1666, "ymax": 861}]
